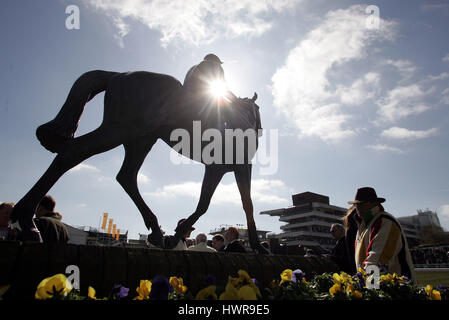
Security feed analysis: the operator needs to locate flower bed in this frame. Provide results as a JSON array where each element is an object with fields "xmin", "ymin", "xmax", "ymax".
[{"xmin": 4, "ymin": 268, "xmax": 447, "ymax": 301}]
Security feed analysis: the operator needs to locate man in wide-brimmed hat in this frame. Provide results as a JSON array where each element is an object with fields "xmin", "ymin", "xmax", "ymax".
[{"xmin": 345, "ymin": 187, "xmax": 416, "ymax": 282}]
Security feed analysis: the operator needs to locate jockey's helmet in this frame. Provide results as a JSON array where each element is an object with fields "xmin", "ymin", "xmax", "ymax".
[{"xmin": 204, "ymin": 53, "xmax": 223, "ymax": 64}]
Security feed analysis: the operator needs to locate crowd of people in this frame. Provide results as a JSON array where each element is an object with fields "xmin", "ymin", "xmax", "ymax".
[
  {"xmin": 2, "ymin": 187, "xmax": 449, "ymax": 281},
  {"xmin": 410, "ymin": 246, "xmax": 449, "ymax": 266},
  {"xmin": 0, "ymin": 196, "xmax": 68, "ymax": 243},
  {"xmin": 165, "ymin": 220, "xmax": 255, "ymax": 254},
  {"xmin": 0, "ymin": 198, "xmax": 265, "ymax": 254}
]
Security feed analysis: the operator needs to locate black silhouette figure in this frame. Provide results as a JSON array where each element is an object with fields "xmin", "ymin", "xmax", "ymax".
[{"xmin": 10, "ymin": 57, "xmax": 267, "ymax": 253}]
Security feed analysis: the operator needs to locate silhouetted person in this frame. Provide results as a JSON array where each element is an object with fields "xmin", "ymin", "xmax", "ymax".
[
  {"xmin": 329, "ymin": 223, "xmax": 354, "ymax": 274},
  {"xmin": 167, "ymin": 218, "xmax": 195, "ymax": 250},
  {"xmin": 223, "ymin": 227, "xmax": 246, "ymax": 253},
  {"xmin": 188, "ymin": 233, "xmax": 217, "ymax": 252},
  {"xmin": 304, "ymin": 249, "xmax": 315, "ymax": 257},
  {"xmin": 0, "ymin": 202, "xmax": 15, "ymax": 240},
  {"xmin": 260, "ymin": 241, "xmax": 271, "ymax": 254},
  {"xmin": 269, "ymin": 238, "xmax": 282, "ymax": 254},
  {"xmin": 183, "ymin": 54, "xmax": 225, "ymax": 95},
  {"xmin": 186, "ymin": 238, "xmax": 195, "ymax": 248},
  {"xmin": 212, "ymin": 234, "xmax": 225, "ymax": 252},
  {"xmin": 34, "ymin": 195, "xmax": 68, "ymax": 243}
]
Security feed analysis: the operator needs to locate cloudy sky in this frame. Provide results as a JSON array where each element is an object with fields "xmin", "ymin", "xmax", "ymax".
[{"xmin": 1, "ymin": 0, "xmax": 449, "ymax": 240}]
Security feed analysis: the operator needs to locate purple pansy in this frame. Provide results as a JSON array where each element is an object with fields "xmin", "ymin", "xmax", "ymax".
[
  {"xmin": 111, "ymin": 284, "xmax": 129, "ymax": 300},
  {"xmin": 292, "ymin": 269, "xmax": 305, "ymax": 283},
  {"xmin": 149, "ymin": 275, "xmax": 169, "ymax": 300},
  {"xmin": 204, "ymin": 274, "xmax": 216, "ymax": 287}
]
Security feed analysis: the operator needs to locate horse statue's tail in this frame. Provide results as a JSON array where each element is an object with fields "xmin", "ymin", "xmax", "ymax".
[{"xmin": 36, "ymin": 70, "xmax": 118, "ymax": 153}]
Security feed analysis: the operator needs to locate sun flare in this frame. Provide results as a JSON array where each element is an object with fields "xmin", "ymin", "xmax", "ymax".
[{"xmin": 209, "ymin": 80, "xmax": 227, "ymax": 98}]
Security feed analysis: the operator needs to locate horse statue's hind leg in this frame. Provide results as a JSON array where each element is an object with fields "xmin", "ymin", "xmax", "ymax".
[
  {"xmin": 234, "ymin": 164, "xmax": 268, "ymax": 254},
  {"xmin": 10, "ymin": 124, "xmax": 127, "ymax": 241},
  {"xmin": 116, "ymin": 134, "xmax": 164, "ymax": 248},
  {"xmin": 36, "ymin": 70, "xmax": 117, "ymax": 153}
]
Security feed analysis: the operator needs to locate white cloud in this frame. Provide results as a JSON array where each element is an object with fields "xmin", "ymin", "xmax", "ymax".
[
  {"xmin": 383, "ymin": 59, "xmax": 416, "ymax": 79},
  {"xmin": 68, "ymin": 162, "xmax": 117, "ymax": 186},
  {"xmin": 442, "ymin": 88, "xmax": 449, "ymax": 105},
  {"xmin": 440, "ymin": 205, "xmax": 449, "ymax": 218},
  {"xmin": 113, "ymin": 16, "xmax": 130, "ymax": 48},
  {"xmin": 426, "ymin": 72, "xmax": 449, "ymax": 81},
  {"xmin": 336, "ymin": 72, "xmax": 381, "ymax": 105},
  {"xmin": 381, "ymin": 127, "xmax": 438, "ymax": 140},
  {"xmin": 69, "ymin": 163, "xmax": 100, "ymax": 173},
  {"xmin": 83, "ymin": 0, "xmax": 303, "ymax": 47},
  {"xmin": 145, "ymin": 179, "xmax": 289, "ymax": 205},
  {"xmin": 376, "ymin": 84, "xmax": 432, "ymax": 122},
  {"xmin": 271, "ymin": 5, "xmax": 396, "ymax": 142},
  {"xmin": 138, "ymin": 173, "xmax": 150, "ymax": 184},
  {"xmin": 366, "ymin": 144, "xmax": 404, "ymax": 154},
  {"xmin": 146, "ymin": 181, "xmax": 200, "ymax": 199},
  {"xmin": 443, "ymin": 54, "xmax": 449, "ymax": 63},
  {"xmin": 440, "ymin": 205, "xmax": 449, "ymax": 229}
]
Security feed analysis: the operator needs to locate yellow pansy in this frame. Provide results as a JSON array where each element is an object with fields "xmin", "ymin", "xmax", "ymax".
[
  {"xmin": 195, "ymin": 286, "xmax": 217, "ymax": 300},
  {"xmin": 425, "ymin": 285, "xmax": 441, "ymax": 300},
  {"xmin": 357, "ymin": 267, "xmax": 367, "ymax": 279},
  {"xmin": 88, "ymin": 286, "xmax": 97, "ymax": 300},
  {"xmin": 236, "ymin": 270, "xmax": 261, "ymax": 297},
  {"xmin": 391, "ymin": 273, "xmax": 404, "ymax": 284},
  {"xmin": 35, "ymin": 274, "xmax": 72, "ymax": 300},
  {"xmin": 352, "ymin": 290, "xmax": 363, "ymax": 299},
  {"xmin": 169, "ymin": 277, "xmax": 187, "ymax": 294},
  {"xmin": 134, "ymin": 280, "xmax": 152, "ymax": 300},
  {"xmin": 379, "ymin": 274, "xmax": 391, "ymax": 284},
  {"xmin": 345, "ymin": 284, "xmax": 362, "ymax": 299},
  {"xmin": 219, "ymin": 282, "xmax": 239, "ymax": 300},
  {"xmin": 380, "ymin": 273, "xmax": 404, "ymax": 285},
  {"xmin": 329, "ymin": 283, "xmax": 342, "ymax": 296},
  {"xmin": 280, "ymin": 269, "xmax": 292, "ymax": 284},
  {"xmin": 238, "ymin": 269, "xmax": 251, "ymax": 281},
  {"xmin": 237, "ymin": 285, "xmax": 257, "ymax": 300},
  {"xmin": 345, "ymin": 284, "xmax": 355, "ymax": 293},
  {"xmin": 333, "ymin": 272, "xmax": 352, "ymax": 286},
  {"xmin": 341, "ymin": 272, "xmax": 353, "ymax": 283},
  {"xmin": 229, "ymin": 275, "xmax": 240, "ymax": 288}
]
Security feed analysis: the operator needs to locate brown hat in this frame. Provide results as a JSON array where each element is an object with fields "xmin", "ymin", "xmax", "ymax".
[
  {"xmin": 348, "ymin": 187, "xmax": 385, "ymax": 204},
  {"xmin": 178, "ymin": 218, "xmax": 195, "ymax": 231}
]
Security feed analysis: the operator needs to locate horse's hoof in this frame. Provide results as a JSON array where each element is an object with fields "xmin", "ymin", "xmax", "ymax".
[{"xmin": 147, "ymin": 232, "xmax": 164, "ymax": 248}]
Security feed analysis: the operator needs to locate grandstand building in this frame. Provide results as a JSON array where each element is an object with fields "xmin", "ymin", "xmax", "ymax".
[
  {"xmin": 398, "ymin": 209, "xmax": 447, "ymax": 247},
  {"xmin": 260, "ymin": 191, "xmax": 347, "ymax": 253},
  {"xmin": 68, "ymin": 226, "xmax": 128, "ymax": 246}
]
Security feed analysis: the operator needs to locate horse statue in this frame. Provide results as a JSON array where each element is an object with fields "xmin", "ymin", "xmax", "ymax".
[{"xmin": 10, "ymin": 69, "xmax": 268, "ymax": 254}]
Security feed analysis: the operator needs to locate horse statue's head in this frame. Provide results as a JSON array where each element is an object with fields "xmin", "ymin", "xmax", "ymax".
[{"xmin": 250, "ymin": 92, "xmax": 262, "ymax": 136}]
